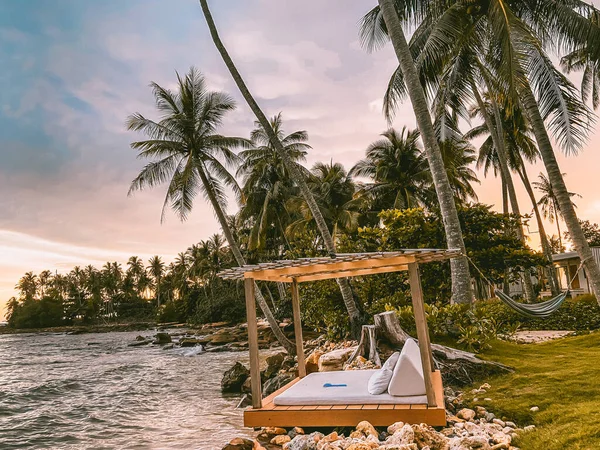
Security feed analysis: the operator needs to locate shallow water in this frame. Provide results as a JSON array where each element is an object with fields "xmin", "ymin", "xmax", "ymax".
[{"xmin": 0, "ymin": 330, "xmax": 251, "ymax": 449}]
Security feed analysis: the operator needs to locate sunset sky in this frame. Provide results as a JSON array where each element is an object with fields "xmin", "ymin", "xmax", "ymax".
[{"xmin": 1, "ymin": 0, "xmax": 598, "ymax": 318}]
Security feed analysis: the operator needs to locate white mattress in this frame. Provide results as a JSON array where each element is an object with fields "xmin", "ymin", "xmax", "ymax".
[{"xmin": 273, "ymin": 370, "xmax": 427, "ymax": 406}]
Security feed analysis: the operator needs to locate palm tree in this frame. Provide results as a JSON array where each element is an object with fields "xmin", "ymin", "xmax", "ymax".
[
  {"xmin": 359, "ymin": 0, "xmax": 474, "ymax": 304},
  {"xmin": 199, "ymin": 0, "xmax": 364, "ymax": 333},
  {"xmin": 534, "ymin": 173, "xmax": 581, "ymax": 252},
  {"xmin": 127, "ymin": 67, "xmax": 293, "ymax": 351},
  {"xmin": 238, "ymin": 113, "xmax": 310, "ymax": 252},
  {"xmin": 468, "ymin": 101, "xmax": 560, "ymax": 294},
  {"xmin": 289, "ymin": 162, "xmax": 363, "ymax": 246},
  {"xmin": 561, "ymin": 7, "xmax": 600, "ymax": 110},
  {"xmin": 16, "ymin": 272, "xmax": 37, "ymax": 301},
  {"xmin": 38, "ymin": 270, "xmax": 52, "ymax": 298},
  {"xmin": 350, "ymin": 127, "xmax": 432, "ymax": 212},
  {"xmin": 148, "ymin": 256, "xmax": 165, "ymax": 308},
  {"xmin": 361, "ymin": 0, "xmax": 600, "ymax": 299}
]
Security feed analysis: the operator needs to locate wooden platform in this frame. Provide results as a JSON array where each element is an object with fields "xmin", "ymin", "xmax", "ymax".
[{"xmin": 244, "ymin": 370, "xmax": 446, "ymax": 428}]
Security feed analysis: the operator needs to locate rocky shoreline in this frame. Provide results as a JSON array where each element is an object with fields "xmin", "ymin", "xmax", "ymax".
[{"xmin": 223, "ymin": 383, "xmax": 532, "ymax": 450}]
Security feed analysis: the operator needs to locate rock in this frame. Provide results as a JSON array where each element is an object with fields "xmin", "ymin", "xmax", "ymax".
[
  {"xmin": 258, "ymin": 427, "xmax": 287, "ymax": 440},
  {"xmin": 263, "ymin": 352, "xmax": 286, "ymax": 379},
  {"xmin": 135, "ymin": 335, "xmax": 147, "ymax": 341},
  {"xmin": 285, "ymin": 432, "xmax": 323, "ymax": 450},
  {"xmin": 387, "ymin": 421, "xmax": 406, "ymax": 435},
  {"xmin": 154, "ymin": 332, "xmax": 172, "ymax": 344},
  {"xmin": 263, "ymin": 374, "xmax": 295, "ymax": 396},
  {"xmin": 221, "ymin": 362, "xmax": 250, "ymax": 393},
  {"xmin": 523, "ymin": 425, "xmax": 536, "ymax": 432},
  {"xmin": 223, "ymin": 437, "xmax": 254, "ymax": 450},
  {"xmin": 457, "ymin": 408, "xmax": 476, "ymax": 422},
  {"xmin": 318, "ymin": 347, "xmax": 355, "ymax": 372},
  {"xmin": 236, "ymin": 394, "xmax": 251, "ymax": 408},
  {"xmin": 490, "ymin": 444, "xmax": 508, "ymax": 450},
  {"xmin": 211, "ymin": 333, "xmax": 237, "ymax": 345},
  {"xmin": 490, "ymin": 432, "xmax": 510, "ymax": 446},
  {"xmin": 288, "ymin": 427, "xmax": 305, "ymax": 439},
  {"xmin": 356, "ymin": 421, "xmax": 378, "ymax": 438},
  {"xmin": 128, "ymin": 340, "xmax": 151, "ymax": 347},
  {"xmin": 530, "ymin": 406, "xmax": 539, "ymax": 412},
  {"xmin": 272, "ymin": 435, "xmax": 292, "ymax": 446},
  {"xmin": 413, "ymin": 424, "xmax": 449, "ymax": 450},
  {"xmin": 387, "ymin": 424, "xmax": 414, "ymax": 446},
  {"xmin": 180, "ymin": 338, "xmax": 202, "ymax": 347},
  {"xmin": 449, "ymin": 436, "xmax": 490, "ymax": 449},
  {"xmin": 492, "ymin": 419, "xmax": 505, "ymax": 428},
  {"xmin": 305, "ymin": 350, "xmax": 324, "ymax": 374},
  {"xmin": 162, "ymin": 343, "xmax": 174, "ymax": 350},
  {"xmin": 504, "ymin": 422, "xmax": 516, "ymax": 429}
]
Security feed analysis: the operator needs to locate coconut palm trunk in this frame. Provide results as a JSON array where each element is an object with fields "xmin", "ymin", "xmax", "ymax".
[
  {"xmin": 516, "ymin": 160, "xmax": 560, "ymax": 295},
  {"xmin": 196, "ymin": 170, "xmax": 295, "ymax": 353},
  {"xmin": 199, "ymin": 0, "xmax": 364, "ymax": 334},
  {"xmin": 377, "ymin": 0, "xmax": 473, "ymax": 304},
  {"xmin": 471, "ymin": 83, "xmax": 535, "ymax": 302},
  {"xmin": 519, "ymin": 83, "xmax": 600, "ymax": 300}
]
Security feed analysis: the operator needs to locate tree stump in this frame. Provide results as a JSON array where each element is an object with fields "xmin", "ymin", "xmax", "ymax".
[
  {"xmin": 346, "ymin": 325, "xmax": 382, "ymax": 367},
  {"xmin": 373, "ymin": 311, "xmax": 512, "ymax": 386}
]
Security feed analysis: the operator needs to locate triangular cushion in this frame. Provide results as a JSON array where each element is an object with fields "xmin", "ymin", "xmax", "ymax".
[
  {"xmin": 367, "ymin": 352, "xmax": 400, "ymax": 395},
  {"xmin": 387, "ymin": 338, "xmax": 426, "ymax": 396}
]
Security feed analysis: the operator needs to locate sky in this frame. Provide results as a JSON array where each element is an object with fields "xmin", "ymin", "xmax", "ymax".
[{"xmin": 1, "ymin": 0, "xmax": 599, "ymax": 318}]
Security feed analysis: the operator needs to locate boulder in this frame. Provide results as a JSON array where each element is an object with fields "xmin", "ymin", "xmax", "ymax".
[
  {"xmin": 413, "ymin": 424, "xmax": 449, "ymax": 450},
  {"xmin": 222, "ymin": 437, "xmax": 254, "ymax": 450},
  {"xmin": 180, "ymin": 338, "xmax": 202, "ymax": 347},
  {"xmin": 272, "ymin": 435, "xmax": 292, "ymax": 446},
  {"xmin": 387, "ymin": 424, "xmax": 414, "ymax": 446},
  {"xmin": 387, "ymin": 422, "xmax": 406, "ymax": 435},
  {"xmin": 457, "ymin": 408, "xmax": 476, "ymax": 422},
  {"xmin": 318, "ymin": 347, "xmax": 355, "ymax": 372},
  {"xmin": 211, "ymin": 333, "xmax": 237, "ymax": 345},
  {"xmin": 305, "ymin": 350, "xmax": 324, "ymax": 374},
  {"xmin": 355, "ymin": 421, "xmax": 378, "ymax": 438},
  {"xmin": 154, "ymin": 332, "xmax": 172, "ymax": 344},
  {"xmin": 263, "ymin": 374, "xmax": 295, "ymax": 396},
  {"xmin": 221, "ymin": 362, "xmax": 250, "ymax": 393},
  {"xmin": 263, "ymin": 352, "xmax": 286, "ymax": 379}
]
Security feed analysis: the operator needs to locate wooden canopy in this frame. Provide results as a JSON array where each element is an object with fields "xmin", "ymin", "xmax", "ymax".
[
  {"xmin": 218, "ymin": 249, "xmax": 461, "ymax": 283},
  {"xmin": 217, "ymin": 249, "xmax": 461, "ymax": 428}
]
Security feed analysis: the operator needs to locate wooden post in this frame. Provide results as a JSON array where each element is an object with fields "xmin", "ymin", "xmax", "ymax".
[
  {"xmin": 291, "ymin": 278, "xmax": 306, "ymax": 378},
  {"xmin": 408, "ymin": 262, "xmax": 437, "ymax": 407},
  {"xmin": 245, "ymin": 278, "xmax": 262, "ymax": 408}
]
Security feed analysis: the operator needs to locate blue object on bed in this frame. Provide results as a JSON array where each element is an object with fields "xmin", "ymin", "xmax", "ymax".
[{"xmin": 323, "ymin": 383, "xmax": 347, "ymax": 388}]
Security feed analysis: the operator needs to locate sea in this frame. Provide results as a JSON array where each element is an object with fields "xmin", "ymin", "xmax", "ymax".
[{"xmin": 0, "ymin": 330, "xmax": 251, "ymax": 449}]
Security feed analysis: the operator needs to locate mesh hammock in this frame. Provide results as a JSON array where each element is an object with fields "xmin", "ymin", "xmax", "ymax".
[{"xmin": 468, "ymin": 256, "xmax": 585, "ymax": 319}]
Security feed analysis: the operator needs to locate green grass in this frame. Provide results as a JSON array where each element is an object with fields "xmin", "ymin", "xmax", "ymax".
[{"xmin": 469, "ymin": 332, "xmax": 600, "ymax": 449}]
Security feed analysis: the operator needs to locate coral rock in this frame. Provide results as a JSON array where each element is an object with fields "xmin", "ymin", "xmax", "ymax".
[
  {"xmin": 457, "ymin": 409, "xmax": 476, "ymax": 422},
  {"xmin": 356, "ymin": 421, "xmax": 378, "ymax": 438}
]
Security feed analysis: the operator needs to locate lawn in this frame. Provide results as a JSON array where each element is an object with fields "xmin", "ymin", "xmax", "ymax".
[{"xmin": 471, "ymin": 332, "xmax": 600, "ymax": 449}]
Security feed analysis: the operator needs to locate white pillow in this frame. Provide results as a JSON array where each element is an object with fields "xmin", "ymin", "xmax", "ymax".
[
  {"xmin": 367, "ymin": 352, "xmax": 400, "ymax": 395},
  {"xmin": 388, "ymin": 339, "xmax": 426, "ymax": 397}
]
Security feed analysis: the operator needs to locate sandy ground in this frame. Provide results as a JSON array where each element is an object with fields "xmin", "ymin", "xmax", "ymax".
[{"xmin": 507, "ymin": 330, "xmax": 575, "ymax": 344}]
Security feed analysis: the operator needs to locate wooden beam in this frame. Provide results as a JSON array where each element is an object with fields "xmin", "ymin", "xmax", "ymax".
[
  {"xmin": 293, "ymin": 264, "xmax": 409, "ymax": 283},
  {"xmin": 245, "ymin": 278, "xmax": 262, "ymax": 409},
  {"xmin": 408, "ymin": 263, "xmax": 436, "ymax": 407},
  {"xmin": 244, "ymin": 255, "xmax": 417, "ymax": 280},
  {"xmin": 291, "ymin": 279, "xmax": 306, "ymax": 378}
]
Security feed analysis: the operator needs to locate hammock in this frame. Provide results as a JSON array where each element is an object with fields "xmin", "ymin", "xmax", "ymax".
[
  {"xmin": 467, "ymin": 256, "xmax": 587, "ymax": 319},
  {"xmin": 494, "ymin": 289, "xmax": 569, "ymax": 319}
]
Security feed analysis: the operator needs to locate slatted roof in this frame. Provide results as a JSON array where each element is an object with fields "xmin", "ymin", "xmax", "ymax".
[{"xmin": 218, "ymin": 249, "xmax": 461, "ymax": 283}]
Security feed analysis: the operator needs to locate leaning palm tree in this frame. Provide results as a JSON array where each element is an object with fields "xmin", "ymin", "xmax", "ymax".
[
  {"xmin": 350, "ymin": 127, "xmax": 433, "ymax": 212},
  {"xmin": 199, "ymin": 0, "xmax": 364, "ymax": 333},
  {"xmin": 359, "ymin": 0, "xmax": 474, "ymax": 304},
  {"xmin": 534, "ymin": 173, "xmax": 581, "ymax": 252},
  {"xmin": 127, "ymin": 67, "xmax": 294, "ymax": 352}
]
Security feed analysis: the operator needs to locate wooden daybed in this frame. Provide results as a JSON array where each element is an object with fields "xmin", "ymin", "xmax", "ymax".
[{"xmin": 218, "ymin": 249, "xmax": 461, "ymax": 428}]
